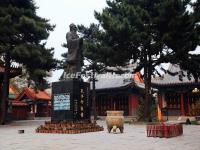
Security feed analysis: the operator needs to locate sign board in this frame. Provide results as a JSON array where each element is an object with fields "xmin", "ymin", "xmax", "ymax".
[{"xmin": 54, "ymin": 93, "xmax": 70, "ymax": 110}]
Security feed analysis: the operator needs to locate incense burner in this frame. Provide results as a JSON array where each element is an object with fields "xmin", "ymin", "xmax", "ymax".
[{"xmin": 106, "ymin": 111, "xmax": 124, "ymax": 133}]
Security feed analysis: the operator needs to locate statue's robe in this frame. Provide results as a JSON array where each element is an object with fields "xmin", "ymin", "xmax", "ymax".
[{"xmin": 66, "ymin": 31, "xmax": 82, "ymax": 74}]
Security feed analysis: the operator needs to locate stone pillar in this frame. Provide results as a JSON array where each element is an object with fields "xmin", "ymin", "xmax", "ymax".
[{"xmin": 51, "ymin": 79, "xmax": 90, "ymax": 122}]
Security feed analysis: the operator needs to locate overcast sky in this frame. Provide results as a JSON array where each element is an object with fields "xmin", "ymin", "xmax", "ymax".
[{"xmin": 34, "ymin": 0, "xmax": 107, "ymax": 82}]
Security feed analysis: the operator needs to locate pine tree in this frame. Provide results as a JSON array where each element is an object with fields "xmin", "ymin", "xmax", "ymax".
[
  {"xmin": 78, "ymin": 24, "xmax": 108, "ymax": 120},
  {"xmin": 0, "ymin": 0, "xmax": 56, "ymax": 124},
  {"xmin": 94, "ymin": 0, "xmax": 200, "ymax": 120},
  {"xmin": 160, "ymin": 0, "xmax": 200, "ymax": 82},
  {"xmin": 94, "ymin": 0, "xmax": 165, "ymax": 121}
]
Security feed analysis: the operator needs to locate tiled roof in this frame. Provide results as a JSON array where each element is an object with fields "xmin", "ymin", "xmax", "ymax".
[
  {"xmin": 26, "ymin": 88, "xmax": 51, "ymax": 100},
  {"xmin": 9, "ymin": 85, "xmax": 20, "ymax": 99},
  {"xmin": 95, "ymin": 73, "xmax": 132, "ymax": 90},
  {"xmin": 95, "ymin": 72, "xmax": 144, "ymax": 90},
  {"xmin": 134, "ymin": 72, "xmax": 144, "ymax": 83},
  {"xmin": 15, "ymin": 88, "xmax": 51, "ymax": 101},
  {"xmin": 152, "ymin": 64, "xmax": 197, "ymax": 86},
  {"xmin": 11, "ymin": 100, "xmax": 28, "ymax": 106}
]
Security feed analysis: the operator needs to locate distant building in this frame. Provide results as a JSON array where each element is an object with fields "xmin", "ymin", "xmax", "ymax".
[
  {"xmin": 94, "ymin": 72, "xmax": 144, "ymax": 116},
  {"xmin": 152, "ymin": 64, "xmax": 200, "ymax": 116},
  {"xmin": 14, "ymin": 88, "xmax": 51, "ymax": 119},
  {"xmin": 6, "ymin": 85, "xmax": 28, "ymax": 120},
  {"xmin": 0, "ymin": 60, "xmax": 52, "ymax": 120}
]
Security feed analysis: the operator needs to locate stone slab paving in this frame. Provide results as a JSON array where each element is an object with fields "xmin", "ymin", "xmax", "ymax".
[{"xmin": 0, "ymin": 120, "xmax": 200, "ymax": 150}]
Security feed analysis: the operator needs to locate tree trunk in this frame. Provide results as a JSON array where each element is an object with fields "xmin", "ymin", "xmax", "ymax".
[
  {"xmin": 143, "ymin": 51, "xmax": 152, "ymax": 121},
  {"xmin": 143, "ymin": 52, "xmax": 148, "ymax": 120},
  {"xmin": 194, "ymin": 74, "xmax": 198, "ymax": 83},
  {"xmin": 0, "ymin": 52, "xmax": 11, "ymax": 125},
  {"xmin": 92, "ymin": 67, "xmax": 97, "ymax": 120},
  {"xmin": 147, "ymin": 59, "xmax": 152, "ymax": 121}
]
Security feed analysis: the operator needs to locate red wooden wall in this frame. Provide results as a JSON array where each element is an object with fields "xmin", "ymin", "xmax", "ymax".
[
  {"xmin": 12, "ymin": 107, "xmax": 28, "ymax": 120},
  {"xmin": 128, "ymin": 94, "xmax": 139, "ymax": 116}
]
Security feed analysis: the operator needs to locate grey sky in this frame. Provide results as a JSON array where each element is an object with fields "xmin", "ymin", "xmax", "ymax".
[{"xmin": 34, "ymin": 0, "xmax": 107, "ymax": 82}]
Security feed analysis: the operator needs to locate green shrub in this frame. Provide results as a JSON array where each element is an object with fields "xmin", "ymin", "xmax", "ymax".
[
  {"xmin": 136, "ymin": 97, "xmax": 145, "ymax": 121},
  {"xmin": 195, "ymin": 101, "xmax": 200, "ymax": 115},
  {"xmin": 136, "ymin": 96, "xmax": 157, "ymax": 122}
]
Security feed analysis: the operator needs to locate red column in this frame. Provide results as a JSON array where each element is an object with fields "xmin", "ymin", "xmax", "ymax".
[
  {"xmin": 129, "ymin": 95, "xmax": 132, "ymax": 116},
  {"xmin": 128, "ymin": 95, "xmax": 138, "ymax": 116},
  {"xmin": 187, "ymin": 94, "xmax": 190, "ymax": 116},
  {"xmin": 46, "ymin": 102, "xmax": 49, "ymax": 117},
  {"xmin": 180, "ymin": 94, "xmax": 185, "ymax": 116},
  {"xmin": 99, "ymin": 96, "xmax": 102, "ymax": 116}
]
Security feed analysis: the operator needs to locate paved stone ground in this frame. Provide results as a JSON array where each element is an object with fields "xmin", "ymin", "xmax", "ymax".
[{"xmin": 0, "ymin": 119, "xmax": 200, "ymax": 150}]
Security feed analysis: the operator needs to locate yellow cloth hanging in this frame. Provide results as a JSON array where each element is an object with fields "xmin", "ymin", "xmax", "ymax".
[{"xmin": 157, "ymin": 105, "xmax": 162, "ymax": 121}]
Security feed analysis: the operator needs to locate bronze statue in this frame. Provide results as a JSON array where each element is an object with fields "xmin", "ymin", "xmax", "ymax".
[{"xmin": 65, "ymin": 23, "xmax": 83, "ymax": 77}]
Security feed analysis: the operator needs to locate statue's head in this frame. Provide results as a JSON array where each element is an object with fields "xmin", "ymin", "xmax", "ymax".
[{"xmin": 69, "ymin": 23, "xmax": 77, "ymax": 32}]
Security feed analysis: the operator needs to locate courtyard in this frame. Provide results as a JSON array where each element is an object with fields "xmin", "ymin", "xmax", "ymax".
[{"xmin": 0, "ymin": 119, "xmax": 199, "ymax": 150}]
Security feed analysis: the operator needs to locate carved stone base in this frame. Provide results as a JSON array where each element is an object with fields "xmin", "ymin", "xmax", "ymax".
[{"xmin": 36, "ymin": 120, "xmax": 104, "ymax": 134}]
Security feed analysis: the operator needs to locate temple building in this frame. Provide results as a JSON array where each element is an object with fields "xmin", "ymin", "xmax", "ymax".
[
  {"xmin": 152, "ymin": 64, "xmax": 200, "ymax": 117},
  {"xmin": 94, "ymin": 64, "xmax": 200, "ymax": 118},
  {"xmin": 14, "ymin": 88, "xmax": 51, "ymax": 119},
  {"xmin": 0, "ymin": 61, "xmax": 52, "ymax": 120},
  {"xmin": 8, "ymin": 85, "xmax": 28, "ymax": 120},
  {"xmin": 94, "ymin": 72, "xmax": 144, "ymax": 116}
]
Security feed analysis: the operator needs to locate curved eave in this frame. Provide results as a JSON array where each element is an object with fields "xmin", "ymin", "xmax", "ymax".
[
  {"xmin": 94, "ymin": 82, "xmax": 144, "ymax": 95},
  {"xmin": 152, "ymin": 82, "xmax": 200, "ymax": 88},
  {"xmin": 95, "ymin": 84, "xmax": 130, "ymax": 92}
]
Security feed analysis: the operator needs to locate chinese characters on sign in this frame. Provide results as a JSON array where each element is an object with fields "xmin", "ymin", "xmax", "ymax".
[
  {"xmin": 80, "ymin": 89, "xmax": 84, "ymax": 118},
  {"xmin": 74, "ymin": 99, "xmax": 78, "ymax": 118},
  {"xmin": 54, "ymin": 93, "xmax": 70, "ymax": 110}
]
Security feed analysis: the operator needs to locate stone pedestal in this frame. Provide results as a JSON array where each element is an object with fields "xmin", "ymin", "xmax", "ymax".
[
  {"xmin": 35, "ymin": 22, "xmax": 104, "ymax": 133},
  {"xmin": 51, "ymin": 79, "xmax": 90, "ymax": 122},
  {"xmin": 36, "ymin": 79, "xmax": 104, "ymax": 134}
]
